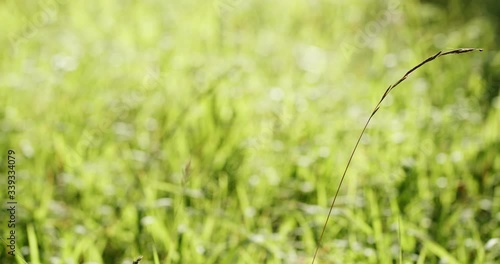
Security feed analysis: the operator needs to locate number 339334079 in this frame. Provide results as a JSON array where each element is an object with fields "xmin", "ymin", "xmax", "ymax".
[{"xmin": 7, "ymin": 150, "xmax": 16, "ymax": 199}]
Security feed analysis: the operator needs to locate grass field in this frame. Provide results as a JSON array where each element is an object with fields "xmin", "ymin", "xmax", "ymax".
[{"xmin": 1, "ymin": 0, "xmax": 499, "ymax": 263}]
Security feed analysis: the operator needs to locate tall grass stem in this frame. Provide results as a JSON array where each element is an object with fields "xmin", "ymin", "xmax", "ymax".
[{"xmin": 311, "ymin": 48, "xmax": 483, "ymax": 264}]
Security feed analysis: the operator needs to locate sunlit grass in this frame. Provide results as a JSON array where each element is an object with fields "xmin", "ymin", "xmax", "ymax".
[{"xmin": 0, "ymin": 0, "xmax": 499, "ymax": 263}]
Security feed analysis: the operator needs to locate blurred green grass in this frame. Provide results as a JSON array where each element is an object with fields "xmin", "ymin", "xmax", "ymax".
[{"xmin": 0, "ymin": 0, "xmax": 499, "ymax": 263}]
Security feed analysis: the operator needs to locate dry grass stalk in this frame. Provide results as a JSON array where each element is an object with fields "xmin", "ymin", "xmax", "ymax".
[{"xmin": 312, "ymin": 48, "xmax": 483, "ymax": 264}]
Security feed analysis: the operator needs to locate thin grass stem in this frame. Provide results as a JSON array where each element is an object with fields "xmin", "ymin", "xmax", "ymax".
[{"xmin": 311, "ymin": 48, "xmax": 483, "ymax": 264}]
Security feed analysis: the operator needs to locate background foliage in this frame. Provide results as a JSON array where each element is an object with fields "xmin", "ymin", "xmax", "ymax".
[{"xmin": 1, "ymin": 0, "xmax": 499, "ymax": 263}]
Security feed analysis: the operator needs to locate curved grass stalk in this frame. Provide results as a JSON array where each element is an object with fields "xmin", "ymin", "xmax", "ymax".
[{"xmin": 312, "ymin": 48, "xmax": 483, "ymax": 264}]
